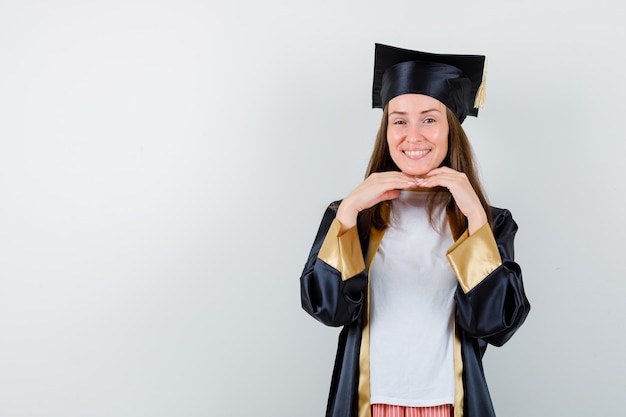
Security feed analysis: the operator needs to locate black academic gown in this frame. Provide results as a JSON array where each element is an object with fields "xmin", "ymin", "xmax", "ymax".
[{"xmin": 300, "ymin": 202, "xmax": 530, "ymax": 417}]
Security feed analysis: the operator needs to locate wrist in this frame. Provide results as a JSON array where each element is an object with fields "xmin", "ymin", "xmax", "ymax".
[
  {"xmin": 467, "ymin": 209, "xmax": 488, "ymax": 235},
  {"xmin": 336, "ymin": 201, "xmax": 358, "ymax": 234}
]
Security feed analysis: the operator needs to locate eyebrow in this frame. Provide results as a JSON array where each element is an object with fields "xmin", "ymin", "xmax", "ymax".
[{"xmin": 389, "ymin": 108, "xmax": 442, "ymax": 116}]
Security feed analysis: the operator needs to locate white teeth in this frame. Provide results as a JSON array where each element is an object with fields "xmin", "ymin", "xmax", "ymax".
[{"xmin": 404, "ymin": 150, "xmax": 429, "ymax": 157}]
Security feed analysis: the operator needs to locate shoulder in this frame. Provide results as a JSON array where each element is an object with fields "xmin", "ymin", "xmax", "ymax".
[
  {"xmin": 490, "ymin": 206, "xmax": 513, "ymax": 221},
  {"xmin": 320, "ymin": 200, "xmax": 342, "ymax": 219},
  {"xmin": 328, "ymin": 200, "xmax": 342, "ymax": 211},
  {"xmin": 489, "ymin": 206, "xmax": 518, "ymax": 238}
]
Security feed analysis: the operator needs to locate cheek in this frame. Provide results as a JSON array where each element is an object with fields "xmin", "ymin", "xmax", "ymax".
[
  {"xmin": 440, "ymin": 137, "xmax": 449, "ymax": 154},
  {"xmin": 386, "ymin": 134, "xmax": 400, "ymax": 153},
  {"xmin": 430, "ymin": 128, "xmax": 449, "ymax": 163},
  {"xmin": 385, "ymin": 136, "xmax": 402, "ymax": 166},
  {"xmin": 438, "ymin": 135, "xmax": 450, "ymax": 164},
  {"xmin": 386, "ymin": 127, "xmax": 404, "ymax": 145},
  {"xmin": 438, "ymin": 128, "xmax": 449, "ymax": 152}
]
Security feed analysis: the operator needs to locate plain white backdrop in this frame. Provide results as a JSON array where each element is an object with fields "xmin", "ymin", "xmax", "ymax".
[{"xmin": 1, "ymin": 1, "xmax": 625, "ymax": 416}]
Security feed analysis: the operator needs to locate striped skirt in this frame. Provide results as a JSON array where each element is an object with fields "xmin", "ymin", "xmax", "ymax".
[{"xmin": 371, "ymin": 404, "xmax": 453, "ymax": 417}]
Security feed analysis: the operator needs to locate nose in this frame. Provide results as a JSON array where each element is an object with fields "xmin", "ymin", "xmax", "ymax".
[{"xmin": 407, "ymin": 124, "xmax": 423, "ymax": 143}]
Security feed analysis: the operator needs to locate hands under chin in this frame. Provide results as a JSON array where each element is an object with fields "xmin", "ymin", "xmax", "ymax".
[
  {"xmin": 337, "ymin": 168, "xmax": 487, "ymax": 235},
  {"xmin": 413, "ymin": 167, "xmax": 487, "ymax": 234}
]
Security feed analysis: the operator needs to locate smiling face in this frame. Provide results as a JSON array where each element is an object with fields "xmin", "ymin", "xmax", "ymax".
[{"xmin": 386, "ymin": 94, "xmax": 449, "ymax": 176}]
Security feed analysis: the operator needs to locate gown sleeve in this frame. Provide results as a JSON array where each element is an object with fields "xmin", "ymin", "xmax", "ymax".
[
  {"xmin": 300, "ymin": 202, "xmax": 369, "ymax": 327},
  {"xmin": 447, "ymin": 207, "xmax": 530, "ymax": 346}
]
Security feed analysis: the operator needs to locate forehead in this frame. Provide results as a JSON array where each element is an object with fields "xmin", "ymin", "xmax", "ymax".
[{"xmin": 388, "ymin": 93, "xmax": 446, "ymax": 111}]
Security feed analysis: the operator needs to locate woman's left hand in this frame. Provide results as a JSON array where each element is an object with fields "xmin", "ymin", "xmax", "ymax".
[{"xmin": 414, "ymin": 166, "xmax": 488, "ymax": 235}]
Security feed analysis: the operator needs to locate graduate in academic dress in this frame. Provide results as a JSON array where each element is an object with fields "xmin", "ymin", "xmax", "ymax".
[{"xmin": 300, "ymin": 43, "xmax": 530, "ymax": 417}]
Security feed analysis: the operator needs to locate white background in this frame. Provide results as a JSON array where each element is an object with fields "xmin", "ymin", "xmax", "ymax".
[{"xmin": 1, "ymin": 1, "xmax": 624, "ymax": 416}]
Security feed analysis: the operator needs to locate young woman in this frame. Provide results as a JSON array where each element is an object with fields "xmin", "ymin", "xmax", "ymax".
[{"xmin": 300, "ymin": 43, "xmax": 530, "ymax": 417}]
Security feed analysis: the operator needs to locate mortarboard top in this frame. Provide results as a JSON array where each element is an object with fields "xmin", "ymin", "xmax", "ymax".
[{"xmin": 372, "ymin": 43, "xmax": 487, "ymax": 123}]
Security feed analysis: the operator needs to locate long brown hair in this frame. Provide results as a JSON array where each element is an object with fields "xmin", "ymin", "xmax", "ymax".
[{"xmin": 357, "ymin": 106, "xmax": 493, "ymax": 240}]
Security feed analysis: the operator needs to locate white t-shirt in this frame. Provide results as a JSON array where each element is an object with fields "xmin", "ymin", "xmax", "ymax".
[{"xmin": 369, "ymin": 190, "xmax": 457, "ymax": 407}]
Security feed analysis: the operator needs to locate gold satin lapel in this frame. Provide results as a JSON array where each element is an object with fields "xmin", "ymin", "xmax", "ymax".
[
  {"xmin": 359, "ymin": 205, "xmax": 471, "ymax": 416},
  {"xmin": 357, "ymin": 225, "xmax": 385, "ymax": 417},
  {"xmin": 453, "ymin": 323, "xmax": 464, "ymax": 417},
  {"xmin": 447, "ymin": 213, "xmax": 465, "ymax": 417}
]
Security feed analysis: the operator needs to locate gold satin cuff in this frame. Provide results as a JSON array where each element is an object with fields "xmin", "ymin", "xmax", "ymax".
[
  {"xmin": 446, "ymin": 222, "xmax": 502, "ymax": 293},
  {"xmin": 318, "ymin": 218, "xmax": 366, "ymax": 281}
]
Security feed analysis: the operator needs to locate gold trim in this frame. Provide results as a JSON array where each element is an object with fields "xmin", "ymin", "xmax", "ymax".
[
  {"xmin": 453, "ymin": 323, "xmax": 464, "ymax": 417},
  {"xmin": 318, "ymin": 219, "xmax": 366, "ymax": 281},
  {"xmin": 357, "ymin": 225, "xmax": 385, "ymax": 417},
  {"xmin": 446, "ymin": 222, "xmax": 502, "ymax": 293},
  {"xmin": 473, "ymin": 58, "xmax": 488, "ymax": 109},
  {"xmin": 357, "ymin": 204, "xmax": 474, "ymax": 416}
]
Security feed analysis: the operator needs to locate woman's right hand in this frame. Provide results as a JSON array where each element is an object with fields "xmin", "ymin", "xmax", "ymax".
[{"xmin": 336, "ymin": 171, "xmax": 417, "ymax": 233}]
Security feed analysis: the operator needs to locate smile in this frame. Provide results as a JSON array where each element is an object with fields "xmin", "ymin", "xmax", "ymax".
[{"xmin": 404, "ymin": 150, "xmax": 430, "ymax": 157}]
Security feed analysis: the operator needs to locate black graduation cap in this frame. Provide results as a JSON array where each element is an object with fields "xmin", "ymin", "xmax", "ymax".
[{"xmin": 372, "ymin": 43, "xmax": 487, "ymax": 123}]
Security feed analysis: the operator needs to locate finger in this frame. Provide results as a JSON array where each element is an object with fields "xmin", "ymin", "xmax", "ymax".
[
  {"xmin": 349, "ymin": 174, "xmax": 417, "ymax": 210},
  {"xmin": 368, "ymin": 172, "xmax": 420, "ymax": 190},
  {"xmin": 414, "ymin": 173, "xmax": 467, "ymax": 191},
  {"xmin": 424, "ymin": 166, "xmax": 454, "ymax": 176},
  {"xmin": 377, "ymin": 189, "xmax": 402, "ymax": 203}
]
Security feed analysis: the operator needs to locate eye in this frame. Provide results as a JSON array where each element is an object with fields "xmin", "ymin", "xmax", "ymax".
[
  {"xmin": 392, "ymin": 119, "xmax": 406, "ymax": 125},
  {"xmin": 423, "ymin": 117, "xmax": 436, "ymax": 124}
]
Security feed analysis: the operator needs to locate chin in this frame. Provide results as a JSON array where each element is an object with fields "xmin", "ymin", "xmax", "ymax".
[{"xmin": 401, "ymin": 167, "xmax": 431, "ymax": 177}]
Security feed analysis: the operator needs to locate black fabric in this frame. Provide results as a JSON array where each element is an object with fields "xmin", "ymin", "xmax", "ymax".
[{"xmin": 300, "ymin": 204, "xmax": 530, "ymax": 417}]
